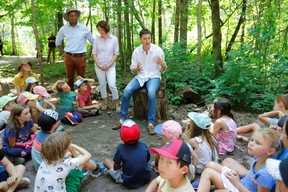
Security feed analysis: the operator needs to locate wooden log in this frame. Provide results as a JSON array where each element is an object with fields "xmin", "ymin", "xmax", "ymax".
[{"xmin": 133, "ymin": 84, "xmax": 168, "ymax": 121}]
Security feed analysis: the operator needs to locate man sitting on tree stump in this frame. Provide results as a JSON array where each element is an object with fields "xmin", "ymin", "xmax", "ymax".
[{"xmin": 112, "ymin": 29, "xmax": 167, "ymax": 135}]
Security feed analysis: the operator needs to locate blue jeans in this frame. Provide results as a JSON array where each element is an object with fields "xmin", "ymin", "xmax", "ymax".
[{"xmin": 120, "ymin": 78, "xmax": 160, "ymax": 124}]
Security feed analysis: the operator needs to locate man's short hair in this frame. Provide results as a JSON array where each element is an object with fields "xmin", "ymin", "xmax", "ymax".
[{"xmin": 139, "ymin": 29, "xmax": 151, "ymax": 38}]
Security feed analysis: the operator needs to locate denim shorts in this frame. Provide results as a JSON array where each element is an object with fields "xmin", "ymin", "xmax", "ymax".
[
  {"xmin": 270, "ymin": 118, "xmax": 279, "ymax": 126},
  {"xmin": 0, "ymin": 166, "xmax": 8, "ymax": 182},
  {"xmin": 109, "ymin": 168, "xmax": 123, "ymax": 183}
]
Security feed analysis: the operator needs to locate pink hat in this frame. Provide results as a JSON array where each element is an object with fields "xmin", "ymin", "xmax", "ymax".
[
  {"xmin": 17, "ymin": 92, "xmax": 39, "ymax": 104},
  {"xmin": 154, "ymin": 120, "xmax": 182, "ymax": 140},
  {"xmin": 150, "ymin": 140, "xmax": 191, "ymax": 164},
  {"xmin": 33, "ymin": 86, "xmax": 50, "ymax": 98}
]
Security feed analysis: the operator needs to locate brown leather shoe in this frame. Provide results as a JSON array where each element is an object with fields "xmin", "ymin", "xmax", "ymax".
[
  {"xmin": 112, "ymin": 121, "xmax": 122, "ymax": 130},
  {"xmin": 148, "ymin": 124, "xmax": 156, "ymax": 135}
]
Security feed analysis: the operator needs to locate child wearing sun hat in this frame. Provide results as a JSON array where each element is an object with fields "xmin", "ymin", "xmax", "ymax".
[
  {"xmin": 187, "ymin": 112, "xmax": 218, "ymax": 174},
  {"xmin": 0, "ymin": 95, "xmax": 17, "ymax": 130},
  {"xmin": 103, "ymin": 119, "xmax": 150, "ymax": 189},
  {"xmin": 152, "ymin": 120, "xmax": 196, "ymax": 181}
]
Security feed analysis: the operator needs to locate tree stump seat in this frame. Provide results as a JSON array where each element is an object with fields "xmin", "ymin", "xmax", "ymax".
[{"xmin": 133, "ymin": 82, "xmax": 168, "ymax": 121}]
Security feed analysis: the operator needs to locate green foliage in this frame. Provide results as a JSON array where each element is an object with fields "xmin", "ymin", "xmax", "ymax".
[
  {"xmin": 208, "ymin": 45, "xmax": 288, "ymax": 111},
  {"xmin": 163, "ymin": 41, "xmax": 213, "ymax": 105}
]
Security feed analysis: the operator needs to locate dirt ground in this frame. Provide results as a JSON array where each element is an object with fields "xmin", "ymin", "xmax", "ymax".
[
  {"xmin": 19, "ymin": 106, "xmax": 255, "ymax": 192},
  {"xmin": 0, "ymin": 56, "xmax": 256, "ymax": 192}
]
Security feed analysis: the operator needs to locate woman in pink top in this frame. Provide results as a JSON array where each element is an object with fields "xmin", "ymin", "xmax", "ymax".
[
  {"xmin": 209, "ymin": 97, "xmax": 237, "ymax": 155},
  {"xmin": 92, "ymin": 21, "xmax": 119, "ymax": 111}
]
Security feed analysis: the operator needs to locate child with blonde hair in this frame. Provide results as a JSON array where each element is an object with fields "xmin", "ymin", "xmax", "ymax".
[
  {"xmin": 2, "ymin": 104, "xmax": 38, "ymax": 161},
  {"xmin": 34, "ymin": 132, "xmax": 100, "ymax": 192},
  {"xmin": 13, "ymin": 61, "xmax": 39, "ymax": 95},
  {"xmin": 187, "ymin": 112, "xmax": 218, "ymax": 174},
  {"xmin": 210, "ymin": 97, "xmax": 237, "ymax": 155},
  {"xmin": 237, "ymin": 93, "xmax": 288, "ymax": 134},
  {"xmin": 52, "ymin": 80, "xmax": 77, "ymax": 112},
  {"xmin": 198, "ymin": 128, "xmax": 279, "ymax": 192}
]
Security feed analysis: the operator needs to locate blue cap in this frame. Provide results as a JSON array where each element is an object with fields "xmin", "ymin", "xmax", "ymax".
[
  {"xmin": 188, "ymin": 112, "xmax": 211, "ymax": 129},
  {"xmin": 74, "ymin": 79, "xmax": 87, "ymax": 89}
]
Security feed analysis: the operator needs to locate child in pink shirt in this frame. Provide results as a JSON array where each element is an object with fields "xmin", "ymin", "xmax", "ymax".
[{"xmin": 74, "ymin": 76, "xmax": 101, "ymax": 117}]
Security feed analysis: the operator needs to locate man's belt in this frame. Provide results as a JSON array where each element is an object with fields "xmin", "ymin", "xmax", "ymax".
[{"xmin": 65, "ymin": 52, "xmax": 86, "ymax": 56}]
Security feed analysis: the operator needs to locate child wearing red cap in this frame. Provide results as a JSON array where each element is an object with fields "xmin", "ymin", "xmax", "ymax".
[
  {"xmin": 103, "ymin": 119, "xmax": 150, "ymax": 189},
  {"xmin": 146, "ymin": 140, "xmax": 195, "ymax": 192},
  {"xmin": 152, "ymin": 120, "xmax": 196, "ymax": 181}
]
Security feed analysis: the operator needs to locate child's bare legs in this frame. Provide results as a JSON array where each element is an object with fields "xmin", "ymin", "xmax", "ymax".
[
  {"xmin": 237, "ymin": 123, "xmax": 260, "ymax": 134},
  {"xmin": 257, "ymin": 116, "xmax": 270, "ymax": 126},
  {"xmin": 198, "ymin": 166, "xmax": 225, "ymax": 191},
  {"xmin": 222, "ymin": 157, "xmax": 249, "ymax": 176},
  {"xmin": 7, "ymin": 164, "xmax": 27, "ymax": 192},
  {"xmin": 206, "ymin": 161, "xmax": 223, "ymax": 172},
  {"xmin": 67, "ymin": 147, "xmax": 97, "ymax": 171},
  {"xmin": 103, "ymin": 159, "xmax": 114, "ymax": 170},
  {"xmin": 83, "ymin": 160, "xmax": 97, "ymax": 171}
]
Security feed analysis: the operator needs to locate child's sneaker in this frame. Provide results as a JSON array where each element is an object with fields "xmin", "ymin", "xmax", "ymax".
[
  {"xmin": 91, "ymin": 161, "xmax": 107, "ymax": 178},
  {"xmin": 16, "ymin": 177, "xmax": 30, "ymax": 190},
  {"xmin": 55, "ymin": 125, "xmax": 65, "ymax": 132},
  {"xmin": 82, "ymin": 168, "xmax": 90, "ymax": 176}
]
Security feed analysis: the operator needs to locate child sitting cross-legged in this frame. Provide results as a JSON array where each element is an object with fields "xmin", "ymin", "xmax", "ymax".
[
  {"xmin": 104, "ymin": 119, "xmax": 151, "ymax": 189},
  {"xmin": 145, "ymin": 140, "xmax": 195, "ymax": 192},
  {"xmin": 2, "ymin": 104, "xmax": 39, "ymax": 162},
  {"xmin": 210, "ymin": 97, "xmax": 237, "ymax": 155},
  {"xmin": 74, "ymin": 76, "xmax": 101, "ymax": 117},
  {"xmin": 34, "ymin": 132, "xmax": 106, "ymax": 192},
  {"xmin": 0, "ymin": 138, "xmax": 30, "ymax": 191},
  {"xmin": 187, "ymin": 112, "xmax": 218, "ymax": 174},
  {"xmin": 197, "ymin": 128, "xmax": 279, "ymax": 192},
  {"xmin": 32, "ymin": 108, "xmax": 67, "ymax": 171}
]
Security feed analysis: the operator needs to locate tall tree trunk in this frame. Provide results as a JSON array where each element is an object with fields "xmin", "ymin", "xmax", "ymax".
[
  {"xmin": 225, "ymin": 0, "xmax": 246, "ymax": 60},
  {"xmin": 158, "ymin": 0, "xmax": 162, "ymax": 46},
  {"xmin": 57, "ymin": 11, "xmax": 63, "ymax": 31},
  {"xmin": 129, "ymin": 1, "xmax": 145, "ymax": 29},
  {"xmin": 86, "ymin": 5, "xmax": 92, "ymax": 33},
  {"xmin": 197, "ymin": 0, "xmax": 203, "ymax": 72},
  {"xmin": 174, "ymin": 0, "xmax": 180, "ymax": 43},
  {"xmin": 11, "ymin": 14, "xmax": 16, "ymax": 55},
  {"xmin": 31, "ymin": 0, "xmax": 43, "ymax": 84},
  {"xmin": 151, "ymin": 0, "xmax": 156, "ymax": 43},
  {"xmin": 57, "ymin": 10, "xmax": 64, "ymax": 49},
  {"xmin": 211, "ymin": 0, "xmax": 223, "ymax": 75},
  {"xmin": 124, "ymin": 0, "xmax": 132, "ymax": 70},
  {"xmin": 179, "ymin": 0, "xmax": 188, "ymax": 49},
  {"xmin": 104, "ymin": 0, "xmax": 109, "ymax": 22},
  {"xmin": 117, "ymin": 0, "xmax": 125, "ymax": 72}
]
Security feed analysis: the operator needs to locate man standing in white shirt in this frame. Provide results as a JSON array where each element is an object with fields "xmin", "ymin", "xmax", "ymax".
[
  {"xmin": 112, "ymin": 29, "xmax": 167, "ymax": 134},
  {"xmin": 56, "ymin": 8, "xmax": 94, "ymax": 90}
]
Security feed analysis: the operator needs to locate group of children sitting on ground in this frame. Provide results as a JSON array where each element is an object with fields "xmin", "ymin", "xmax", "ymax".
[{"xmin": 0, "ymin": 60, "xmax": 287, "ymax": 191}]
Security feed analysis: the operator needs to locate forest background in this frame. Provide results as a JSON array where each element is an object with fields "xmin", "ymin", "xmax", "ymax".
[{"xmin": 0, "ymin": 0, "xmax": 287, "ymax": 111}]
